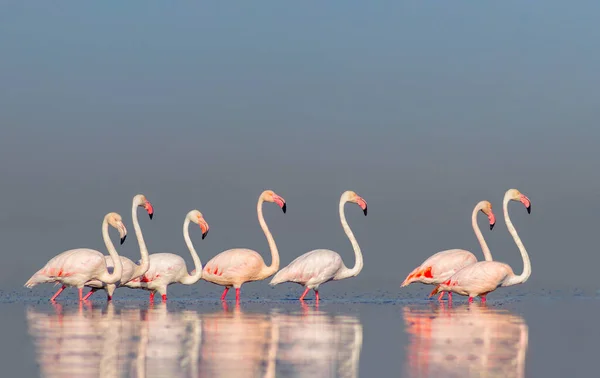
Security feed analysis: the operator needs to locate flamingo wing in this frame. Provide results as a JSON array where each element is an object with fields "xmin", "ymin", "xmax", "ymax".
[
  {"xmin": 204, "ymin": 249, "xmax": 264, "ymax": 279},
  {"xmin": 271, "ymin": 250, "xmax": 343, "ymax": 286},
  {"xmin": 439, "ymin": 261, "xmax": 513, "ymax": 296},
  {"xmin": 402, "ymin": 249, "xmax": 476, "ymax": 286},
  {"xmin": 127, "ymin": 253, "xmax": 186, "ymax": 284}
]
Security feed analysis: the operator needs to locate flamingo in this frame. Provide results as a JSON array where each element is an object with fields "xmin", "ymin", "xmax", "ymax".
[
  {"xmin": 269, "ymin": 190, "xmax": 367, "ymax": 301},
  {"xmin": 401, "ymin": 200, "xmax": 496, "ymax": 301},
  {"xmin": 24, "ymin": 212, "xmax": 127, "ymax": 302},
  {"xmin": 429, "ymin": 189, "xmax": 532, "ymax": 303},
  {"xmin": 83, "ymin": 194, "xmax": 154, "ymax": 301},
  {"xmin": 123, "ymin": 209, "xmax": 209, "ymax": 302},
  {"xmin": 202, "ymin": 190, "xmax": 286, "ymax": 303}
]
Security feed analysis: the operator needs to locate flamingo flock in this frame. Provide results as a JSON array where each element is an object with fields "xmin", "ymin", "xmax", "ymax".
[{"xmin": 25, "ymin": 188, "xmax": 532, "ymax": 304}]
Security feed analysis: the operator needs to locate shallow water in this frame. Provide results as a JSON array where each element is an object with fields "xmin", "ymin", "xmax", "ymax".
[{"xmin": 1, "ymin": 287, "xmax": 599, "ymax": 377}]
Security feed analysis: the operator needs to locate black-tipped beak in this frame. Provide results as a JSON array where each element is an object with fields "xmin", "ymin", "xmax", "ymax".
[
  {"xmin": 202, "ymin": 229, "xmax": 209, "ymax": 240},
  {"xmin": 282, "ymin": 202, "xmax": 287, "ymax": 214},
  {"xmin": 490, "ymin": 223, "xmax": 495, "ymax": 230},
  {"xmin": 120, "ymin": 235, "xmax": 127, "ymax": 245},
  {"xmin": 526, "ymin": 205, "xmax": 531, "ymax": 214},
  {"xmin": 363, "ymin": 206, "xmax": 368, "ymax": 216},
  {"xmin": 149, "ymin": 213, "xmax": 153, "ymax": 220}
]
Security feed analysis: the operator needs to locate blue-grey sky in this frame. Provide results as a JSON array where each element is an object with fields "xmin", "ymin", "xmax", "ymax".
[{"xmin": 1, "ymin": 2, "xmax": 599, "ymax": 294}]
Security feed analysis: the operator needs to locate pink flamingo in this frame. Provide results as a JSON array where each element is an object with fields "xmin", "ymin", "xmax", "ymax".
[
  {"xmin": 429, "ymin": 189, "xmax": 532, "ymax": 303},
  {"xmin": 401, "ymin": 200, "xmax": 496, "ymax": 301},
  {"xmin": 123, "ymin": 209, "xmax": 209, "ymax": 302},
  {"xmin": 202, "ymin": 190, "xmax": 286, "ymax": 303},
  {"xmin": 24, "ymin": 212, "xmax": 127, "ymax": 301},
  {"xmin": 269, "ymin": 191, "xmax": 367, "ymax": 301},
  {"xmin": 83, "ymin": 194, "xmax": 154, "ymax": 301}
]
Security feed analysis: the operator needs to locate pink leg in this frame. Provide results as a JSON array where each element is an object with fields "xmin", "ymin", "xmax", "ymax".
[
  {"xmin": 315, "ymin": 290, "xmax": 320, "ymax": 301},
  {"xmin": 107, "ymin": 295, "xmax": 112, "ymax": 301},
  {"xmin": 468, "ymin": 297, "xmax": 474, "ymax": 303},
  {"xmin": 161, "ymin": 294, "xmax": 167, "ymax": 302},
  {"xmin": 448, "ymin": 292, "xmax": 453, "ymax": 301},
  {"xmin": 299, "ymin": 287, "xmax": 310, "ymax": 301},
  {"xmin": 220, "ymin": 287, "xmax": 230, "ymax": 301},
  {"xmin": 480, "ymin": 295, "xmax": 487, "ymax": 303},
  {"xmin": 83, "ymin": 289, "xmax": 96, "ymax": 301},
  {"xmin": 235, "ymin": 288, "xmax": 240, "ymax": 303},
  {"xmin": 149, "ymin": 292, "xmax": 155, "ymax": 302},
  {"xmin": 78, "ymin": 288, "xmax": 83, "ymax": 301},
  {"xmin": 437, "ymin": 292, "xmax": 445, "ymax": 301},
  {"xmin": 50, "ymin": 285, "xmax": 66, "ymax": 301}
]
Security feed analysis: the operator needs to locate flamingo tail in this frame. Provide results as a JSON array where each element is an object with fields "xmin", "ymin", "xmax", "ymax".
[
  {"xmin": 401, "ymin": 265, "xmax": 433, "ymax": 287},
  {"xmin": 269, "ymin": 270, "xmax": 286, "ymax": 286},
  {"xmin": 24, "ymin": 272, "xmax": 53, "ymax": 288}
]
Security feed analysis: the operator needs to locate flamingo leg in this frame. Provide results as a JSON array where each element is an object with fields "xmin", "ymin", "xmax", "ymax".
[
  {"xmin": 437, "ymin": 292, "xmax": 445, "ymax": 301},
  {"xmin": 107, "ymin": 295, "xmax": 112, "ymax": 301},
  {"xmin": 235, "ymin": 288, "xmax": 240, "ymax": 303},
  {"xmin": 448, "ymin": 292, "xmax": 453, "ymax": 301},
  {"xmin": 83, "ymin": 288, "xmax": 97, "ymax": 301},
  {"xmin": 299, "ymin": 287, "xmax": 310, "ymax": 301},
  {"xmin": 220, "ymin": 287, "xmax": 230, "ymax": 301},
  {"xmin": 468, "ymin": 297, "xmax": 474, "ymax": 303},
  {"xmin": 50, "ymin": 285, "xmax": 66, "ymax": 301},
  {"xmin": 480, "ymin": 295, "xmax": 487, "ymax": 303},
  {"xmin": 315, "ymin": 290, "xmax": 320, "ymax": 301},
  {"xmin": 149, "ymin": 292, "xmax": 155, "ymax": 302},
  {"xmin": 161, "ymin": 294, "xmax": 167, "ymax": 302},
  {"xmin": 78, "ymin": 288, "xmax": 83, "ymax": 301}
]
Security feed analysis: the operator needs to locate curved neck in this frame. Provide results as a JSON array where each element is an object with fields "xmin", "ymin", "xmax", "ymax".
[
  {"xmin": 472, "ymin": 205, "xmax": 493, "ymax": 261},
  {"xmin": 99, "ymin": 218, "xmax": 123, "ymax": 284},
  {"xmin": 131, "ymin": 201, "xmax": 150, "ymax": 279},
  {"xmin": 335, "ymin": 198, "xmax": 363, "ymax": 280},
  {"xmin": 258, "ymin": 197, "xmax": 280, "ymax": 278},
  {"xmin": 502, "ymin": 194, "xmax": 531, "ymax": 286},
  {"xmin": 179, "ymin": 218, "xmax": 203, "ymax": 285}
]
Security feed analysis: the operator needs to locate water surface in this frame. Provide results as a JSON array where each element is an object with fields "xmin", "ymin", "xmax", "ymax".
[{"xmin": 1, "ymin": 288, "xmax": 599, "ymax": 377}]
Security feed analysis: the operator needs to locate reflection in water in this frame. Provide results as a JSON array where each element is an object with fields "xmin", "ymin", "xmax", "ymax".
[
  {"xmin": 403, "ymin": 303, "xmax": 529, "ymax": 378},
  {"xmin": 26, "ymin": 302, "xmax": 363, "ymax": 378}
]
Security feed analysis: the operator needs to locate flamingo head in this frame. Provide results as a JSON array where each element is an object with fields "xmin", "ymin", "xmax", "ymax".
[
  {"xmin": 134, "ymin": 194, "xmax": 154, "ymax": 220},
  {"xmin": 106, "ymin": 212, "xmax": 128, "ymax": 245},
  {"xmin": 262, "ymin": 190, "xmax": 287, "ymax": 214},
  {"xmin": 507, "ymin": 189, "xmax": 531, "ymax": 214},
  {"xmin": 345, "ymin": 191, "xmax": 368, "ymax": 216},
  {"xmin": 478, "ymin": 200, "xmax": 496, "ymax": 230},
  {"xmin": 188, "ymin": 210, "xmax": 210, "ymax": 239}
]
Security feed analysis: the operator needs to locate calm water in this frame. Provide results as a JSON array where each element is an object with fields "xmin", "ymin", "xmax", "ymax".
[{"xmin": 1, "ymin": 286, "xmax": 599, "ymax": 377}]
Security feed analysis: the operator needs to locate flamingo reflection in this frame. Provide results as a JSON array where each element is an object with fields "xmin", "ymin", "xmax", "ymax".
[
  {"xmin": 26, "ymin": 303, "xmax": 202, "ymax": 378},
  {"xmin": 403, "ymin": 303, "xmax": 529, "ymax": 378},
  {"xmin": 273, "ymin": 303, "xmax": 363, "ymax": 378},
  {"xmin": 26, "ymin": 302, "xmax": 364, "ymax": 378}
]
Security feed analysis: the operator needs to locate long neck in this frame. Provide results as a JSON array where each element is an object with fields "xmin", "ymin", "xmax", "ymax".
[
  {"xmin": 472, "ymin": 205, "xmax": 493, "ymax": 261},
  {"xmin": 258, "ymin": 197, "xmax": 280, "ymax": 278},
  {"xmin": 99, "ymin": 219, "xmax": 123, "ymax": 284},
  {"xmin": 502, "ymin": 195, "xmax": 531, "ymax": 286},
  {"xmin": 335, "ymin": 198, "xmax": 364, "ymax": 280},
  {"xmin": 179, "ymin": 218, "xmax": 203, "ymax": 285},
  {"xmin": 131, "ymin": 202, "xmax": 150, "ymax": 279}
]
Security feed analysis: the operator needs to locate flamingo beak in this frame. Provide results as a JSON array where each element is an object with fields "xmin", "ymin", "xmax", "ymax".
[
  {"xmin": 200, "ymin": 220, "xmax": 209, "ymax": 240},
  {"xmin": 144, "ymin": 201, "xmax": 154, "ymax": 220},
  {"xmin": 119, "ymin": 223, "xmax": 127, "ymax": 245},
  {"xmin": 357, "ymin": 197, "xmax": 368, "ymax": 216},
  {"xmin": 274, "ymin": 195, "xmax": 287, "ymax": 214},
  {"xmin": 489, "ymin": 212, "xmax": 496, "ymax": 230},
  {"xmin": 520, "ymin": 194, "xmax": 531, "ymax": 214}
]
